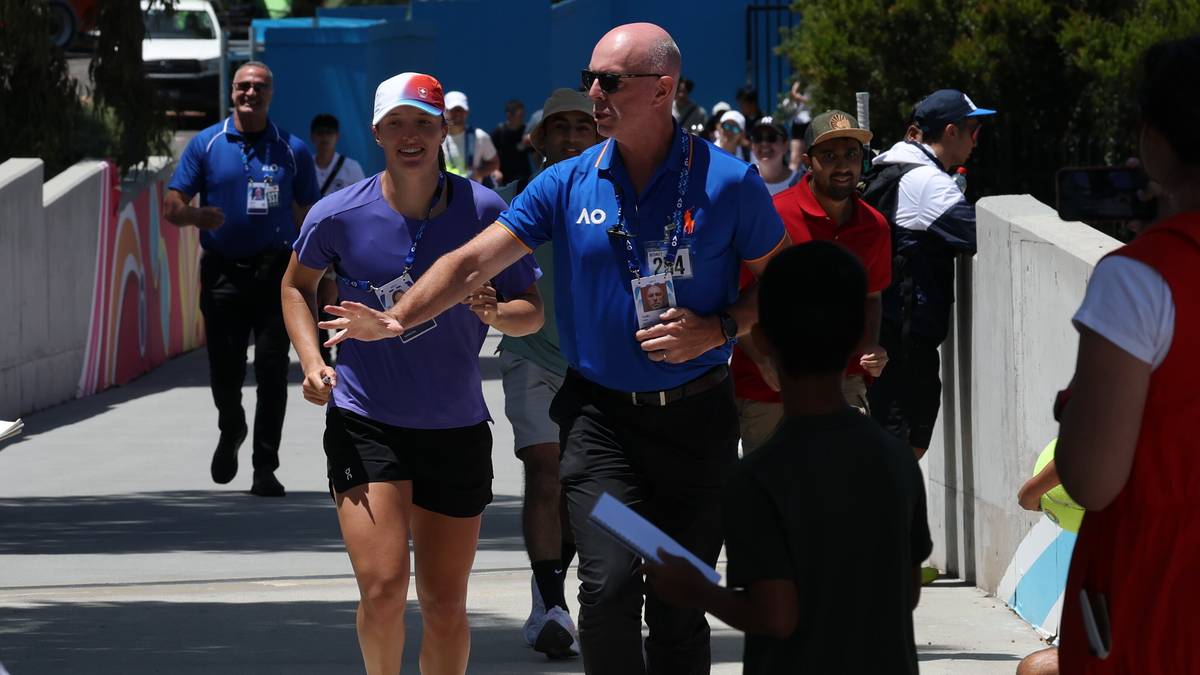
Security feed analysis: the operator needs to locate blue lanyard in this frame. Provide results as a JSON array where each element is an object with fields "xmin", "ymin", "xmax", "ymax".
[
  {"xmin": 340, "ymin": 172, "xmax": 446, "ymax": 291},
  {"xmin": 231, "ymin": 118, "xmax": 275, "ymax": 183},
  {"xmin": 606, "ymin": 133, "xmax": 693, "ymax": 280}
]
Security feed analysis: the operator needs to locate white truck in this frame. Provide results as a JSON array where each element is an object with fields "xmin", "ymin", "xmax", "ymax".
[{"xmin": 142, "ymin": 0, "xmax": 224, "ymax": 117}]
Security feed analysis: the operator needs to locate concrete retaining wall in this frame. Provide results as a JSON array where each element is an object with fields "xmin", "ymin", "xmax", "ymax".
[
  {"xmin": 1, "ymin": 160, "xmax": 108, "ymax": 419},
  {"xmin": 924, "ymin": 194, "xmax": 1122, "ymax": 593},
  {"xmin": 1, "ymin": 157, "xmax": 196, "ymax": 420}
]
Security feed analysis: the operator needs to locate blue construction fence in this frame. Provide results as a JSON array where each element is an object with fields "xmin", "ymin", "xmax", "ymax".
[{"xmin": 251, "ymin": 0, "xmax": 794, "ymax": 177}]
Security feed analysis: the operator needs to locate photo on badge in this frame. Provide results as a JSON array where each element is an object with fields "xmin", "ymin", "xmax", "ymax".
[
  {"xmin": 374, "ymin": 273, "xmax": 438, "ymax": 343},
  {"xmin": 632, "ymin": 273, "xmax": 677, "ymax": 329}
]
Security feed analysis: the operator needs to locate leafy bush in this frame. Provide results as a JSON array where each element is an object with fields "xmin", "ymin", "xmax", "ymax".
[{"xmin": 781, "ymin": 0, "xmax": 1200, "ymax": 201}]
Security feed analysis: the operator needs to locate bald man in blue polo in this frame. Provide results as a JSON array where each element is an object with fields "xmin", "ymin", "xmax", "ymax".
[{"xmin": 323, "ymin": 23, "xmax": 787, "ymax": 673}]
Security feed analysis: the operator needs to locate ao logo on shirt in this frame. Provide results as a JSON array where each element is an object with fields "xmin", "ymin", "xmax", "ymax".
[{"xmin": 576, "ymin": 208, "xmax": 608, "ymax": 225}]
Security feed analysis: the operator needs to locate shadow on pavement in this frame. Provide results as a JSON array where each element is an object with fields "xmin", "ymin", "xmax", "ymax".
[
  {"xmin": 0, "ymin": 600, "xmax": 744, "ymax": 674},
  {"xmin": 0, "ymin": 492, "xmax": 525, "ymax": 557}
]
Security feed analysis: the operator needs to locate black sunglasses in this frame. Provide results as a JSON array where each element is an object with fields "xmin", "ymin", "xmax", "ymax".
[
  {"xmin": 234, "ymin": 81, "xmax": 270, "ymax": 92},
  {"xmin": 581, "ymin": 69, "xmax": 663, "ymax": 94},
  {"xmin": 750, "ymin": 131, "xmax": 782, "ymax": 143}
]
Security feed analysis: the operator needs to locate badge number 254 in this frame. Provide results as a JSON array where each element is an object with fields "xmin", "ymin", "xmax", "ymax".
[{"xmin": 645, "ymin": 245, "xmax": 693, "ymax": 280}]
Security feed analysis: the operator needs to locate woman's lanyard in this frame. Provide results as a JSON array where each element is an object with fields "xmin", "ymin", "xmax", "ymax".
[
  {"xmin": 340, "ymin": 172, "xmax": 447, "ymax": 292},
  {"xmin": 606, "ymin": 133, "xmax": 693, "ymax": 280}
]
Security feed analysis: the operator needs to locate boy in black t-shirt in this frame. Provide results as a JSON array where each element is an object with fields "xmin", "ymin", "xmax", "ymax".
[{"xmin": 643, "ymin": 241, "xmax": 933, "ymax": 674}]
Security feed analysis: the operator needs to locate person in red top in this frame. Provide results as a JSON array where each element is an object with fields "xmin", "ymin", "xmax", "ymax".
[
  {"xmin": 1055, "ymin": 36, "xmax": 1200, "ymax": 673},
  {"xmin": 734, "ymin": 110, "xmax": 891, "ymax": 452}
]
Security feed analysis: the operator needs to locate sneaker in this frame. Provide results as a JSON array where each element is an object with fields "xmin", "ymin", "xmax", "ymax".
[
  {"xmin": 250, "ymin": 471, "xmax": 286, "ymax": 497},
  {"xmin": 522, "ymin": 577, "xmax": 578, "ymax": 659},
  {"xmin": 532, "ymin": 607, "xmax": 579, "ymax": 660},
  {"xmin": 211, "ymin": 425, "xmax": 247, "ymax": 484},
  {"xmin": 522, "ymin": 575, "xmax": 546, "ymax": 647}
]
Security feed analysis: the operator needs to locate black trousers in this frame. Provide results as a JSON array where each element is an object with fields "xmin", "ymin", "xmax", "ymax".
[
  {"xmin": 867, "ymin": 318, "xmax": 943, "ymax": 450},
  {"xmin": 551, "ymin": 369, "xmax": 739, "ymax": 675},
  {"xmin": 198, "ymin": 249, "xmax": 292, "ymax": 473}
]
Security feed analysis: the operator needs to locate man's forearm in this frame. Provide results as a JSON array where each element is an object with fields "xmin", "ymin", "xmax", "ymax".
[
  {"xmin": 862, "ymin": 292, "xmax": 882, "ymax": 350},
  {"xmin": 726, "ymin": 282, "xmax": 759, "ymax": 338},
  {"xmin": 696, "ymin": 583, "xmax": 793, "ymax": 638}
]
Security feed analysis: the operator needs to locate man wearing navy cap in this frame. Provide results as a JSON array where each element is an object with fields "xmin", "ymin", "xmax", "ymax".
[
  {"xmin": 164, "ymin": 61, "xmax": 319, "ymax": 497},
  {"xmin": 322, "ymin": 22, "xmax": 788, "ymax": 674},
  {"xmin": 864, "ymin": 89, "xmax": 995, "ymax": 460}
]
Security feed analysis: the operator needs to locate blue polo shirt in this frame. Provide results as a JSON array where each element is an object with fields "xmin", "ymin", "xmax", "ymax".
[
  {"xmin": 498, "ymin": 126, "xmax": 787, "ymax": 392},
  {"xmin": 169, "ymin": 116, "xmax": 319, "ymax": 259}
]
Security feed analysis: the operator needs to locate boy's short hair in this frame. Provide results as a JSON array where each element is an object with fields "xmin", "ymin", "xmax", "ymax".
[
  {"xmin": 310, "ymin": 113, "xmax": 339, "ymax": 134},
  {"xmin": 759, "ymin": 241, "xmax": 866, "ymax": 376}
]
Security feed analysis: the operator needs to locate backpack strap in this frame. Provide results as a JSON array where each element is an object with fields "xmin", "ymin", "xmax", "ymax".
[{"xmin": 319, "ymin": 154, "xmax": 347, "ymax": 196}]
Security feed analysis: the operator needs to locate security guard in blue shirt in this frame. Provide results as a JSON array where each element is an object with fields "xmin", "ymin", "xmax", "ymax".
[
  {"xmin": 164, "ymin": 61, "xmax": 319, "ymax": 497},
  {"xmin": 321, "ymin": 24, "xmax": 787, "ymax": 673}
]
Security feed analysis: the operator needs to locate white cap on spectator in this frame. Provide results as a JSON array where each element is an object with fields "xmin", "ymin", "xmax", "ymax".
[
  {"xmin": 712, "ymin": 100, "xmax": 731, "ymax": 117},
  {"xmin": 444, "ymin": 90, "xmax": 469, "ymax": 111},
  {"xmin": 719, "ymin": 110, "xmax": 746, "ymax": 131}
]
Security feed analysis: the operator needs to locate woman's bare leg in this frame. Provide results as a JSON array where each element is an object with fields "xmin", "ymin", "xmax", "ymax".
[
  {"xmin": 411, "ymin": 506, "xmax": 482, "ymax": 675},
  {"xmin": 336, "ymin": 481, "xmax": 414, "ymax": 675}
]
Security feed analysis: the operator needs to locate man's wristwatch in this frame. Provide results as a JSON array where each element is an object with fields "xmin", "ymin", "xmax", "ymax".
[{"xmin": 717, "ymin": 312, "xmax": 738, "ymax": 344}]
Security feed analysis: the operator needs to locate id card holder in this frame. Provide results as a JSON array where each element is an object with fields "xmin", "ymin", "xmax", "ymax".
[
  {"xmin": 374, "ymin": 273, "xmax": 438, "ymax": 343},
  {"xmin": 632, "ymin": 273, "xmax": 677, "ymax": 329},
  {"xmin": 645, "ymin": 242, "xmax": 694, "ymax": 280},
  {"xmin": 265, "ymin": 182, "xmax": 280, "ymax": 208},
  {"xmin": 247, "ymin": 181, "xmax": 269, "ymax": 215}
]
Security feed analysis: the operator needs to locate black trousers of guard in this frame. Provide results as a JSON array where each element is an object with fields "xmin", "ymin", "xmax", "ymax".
[
  {"xmin": 198, "ymin": 248, "xmax": 292, "ymax": 473},
  {"xmin": 551, "ymin": 369, "xmax": 739, "ymax": 675},
  {"xmin": 867, "ymin": 318, "xmax": 943, "ymax": 450}
]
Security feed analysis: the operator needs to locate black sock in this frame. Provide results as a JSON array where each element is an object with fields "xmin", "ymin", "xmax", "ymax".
[
  {"xmin": 532, "ymin": 559, "xmax": 567, "ymax": 611},
  {"xmin": 560, "ymin": 540, "xmax": 577, "ymax": 573}
]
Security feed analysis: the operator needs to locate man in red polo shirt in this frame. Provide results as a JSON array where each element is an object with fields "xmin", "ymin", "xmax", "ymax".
[{"xmin": 734, "ymin": 110, "xmax": 891, "ymax": 452}]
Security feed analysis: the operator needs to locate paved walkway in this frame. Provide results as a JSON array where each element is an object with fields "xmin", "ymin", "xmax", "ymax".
[{"xmin": 0, "ymin": 336, "xmax": 1046, "ymax": 673}]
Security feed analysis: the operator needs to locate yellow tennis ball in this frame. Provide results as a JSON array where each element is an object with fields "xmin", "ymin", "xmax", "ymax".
[{"xmin": 1033, "ymin": 438, "xmax": 1085, "ymax": 533}]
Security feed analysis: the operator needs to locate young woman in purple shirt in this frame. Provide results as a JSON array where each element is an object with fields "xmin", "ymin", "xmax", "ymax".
[{"xmin": 281, "ymin": 72, "xmax": 542, "ymax": 674}]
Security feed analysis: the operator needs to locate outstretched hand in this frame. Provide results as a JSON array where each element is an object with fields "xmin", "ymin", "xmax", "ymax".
[
  {"xmin": 640, "ymin": 548, "xmax": 714, "ymax": 609},
  {"xmin": 318, "ymin": 301, "xmax": 404, "ymax": 346}
]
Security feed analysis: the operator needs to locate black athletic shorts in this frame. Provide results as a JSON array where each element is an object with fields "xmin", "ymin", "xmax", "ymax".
[{"xmin": 323, "ymin": 406, "xmax": 494, "ymax": 518}]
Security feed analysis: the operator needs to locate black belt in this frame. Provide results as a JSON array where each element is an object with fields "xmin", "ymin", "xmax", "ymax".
[{"xmin": 573, "ymin": 365, "xmax": 729, "ymax": 407}]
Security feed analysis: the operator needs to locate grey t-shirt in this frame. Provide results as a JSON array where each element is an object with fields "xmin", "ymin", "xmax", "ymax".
[{"xmin": 726, "ymin": 409, "xmax": 932, "ymax": 674}]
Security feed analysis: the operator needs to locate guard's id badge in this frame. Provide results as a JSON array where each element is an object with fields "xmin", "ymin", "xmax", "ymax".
[
  {"xmin": 265, "ymin": 182, "xmax": 280, "ymax": 208},
  {"xmin": 645, "ymin": 242, "xmax": 694, "ymax": 280},
  {"xmin": 246, "ymin": 181, "xmax": 269, "ymax": 215},
  {"xmin": 632, "ymin": 273, "xmax": 677, "ymax": 329},
  {"xmin": 374, "ymin": 272, "xmax": 438, "ymax": 343}
]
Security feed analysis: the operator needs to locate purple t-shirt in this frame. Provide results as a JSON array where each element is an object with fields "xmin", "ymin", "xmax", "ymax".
[{"xmin": 295, "ymin": 173, "xmax": 540, "ymax": 429}]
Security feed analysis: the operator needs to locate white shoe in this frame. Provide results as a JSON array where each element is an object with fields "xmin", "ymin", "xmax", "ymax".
[{"xmin": 522, "ymin": 577, "xmax": 579, "ymax": 659}]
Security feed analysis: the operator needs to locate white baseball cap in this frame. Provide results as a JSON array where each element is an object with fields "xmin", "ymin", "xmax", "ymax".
[
  {"xmin": 372, "ymin": 72, "xmax": 444, "ymax": 126},
  {"xmin": 444, "ymin": 90, "xmax": 469, "ymax": 112},
  {"xmin": 719, "ymin": 110, "xmax": 746, "ymax": 131}
]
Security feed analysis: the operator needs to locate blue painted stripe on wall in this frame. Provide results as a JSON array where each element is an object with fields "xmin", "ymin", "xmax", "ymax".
[{"xmin": 1011, "ymin": 530, "xmax": 1077, "ymax": 627}]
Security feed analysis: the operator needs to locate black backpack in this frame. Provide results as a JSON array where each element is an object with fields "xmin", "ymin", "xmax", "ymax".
[{"xmin": 859, "ymin": 160, "xmax": 923, "ymax": 223}]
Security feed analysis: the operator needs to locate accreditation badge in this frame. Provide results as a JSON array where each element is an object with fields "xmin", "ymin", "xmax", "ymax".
[
  {"xmin": 246, "ymin": 181, "xmax": 269, "ymax": 215},
  {"xmin": 374, "ymin": 272, "xmax": 437, "ymax": 343},
  {"xmin": 265, "ymin": 182, "xmax": 280, "ymax": 208},
  {"xmin": 631, "ymin": 273, "xmax": 677, "ymax": 329}
]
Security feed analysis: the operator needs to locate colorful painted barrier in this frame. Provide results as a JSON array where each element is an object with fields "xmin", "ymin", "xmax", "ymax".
[{"xmin": 78, "ymin": 161, "xmax": 204, "ymax": 397}]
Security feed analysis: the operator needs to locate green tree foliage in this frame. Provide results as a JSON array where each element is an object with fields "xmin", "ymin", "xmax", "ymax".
[
  {"xmin": 0, "ymin": 1, "xmax": 89, "ymax": 175},
  {"xmin": 781, "ymin": 0, "xmax": 1200, "ymax": 200},
  {"xmin": 1, "ymin": 1, "xmax": 174, "ymax": 177},
  {"xmin": 90, "ymin": 0, "xmax": 173, "ymax": 175}
]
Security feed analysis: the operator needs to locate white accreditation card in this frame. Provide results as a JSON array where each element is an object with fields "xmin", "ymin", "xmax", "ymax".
[
  {"xmin": 631, "ymin": 273, "xmax": 677, "ymax": 329},
  {"xmin": 374, "ymin": 273, "xmax": 438, "ymax": 343},
  {"xmin": 246, "ymin": 181, "xmax": 269, "ymax": 215}
]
